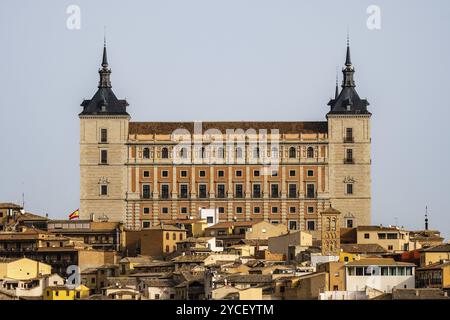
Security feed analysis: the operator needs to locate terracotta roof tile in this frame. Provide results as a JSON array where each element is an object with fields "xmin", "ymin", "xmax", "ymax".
[{"xmin": 129, "ymin": 121, "xmax": 328, "ymax": 135}]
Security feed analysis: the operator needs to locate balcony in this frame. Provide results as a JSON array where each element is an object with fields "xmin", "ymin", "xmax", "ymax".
[
  {"xmin": 305, "ymin": 192, "xmax": 317, "ymax": 199},
  {"xmin": 344, "ymin": 137, "xmax": 354, "ymax": 143},
  {"xmin": 270, "ymin": 192, "xmax": 281, "ymax": 199},
  {"xmin": 288, "ymin": 192, "xmax": 298, "ymax": 199},
  {"xmin": 344, "ymin": 158, "xmax": 355, "ymax": 164}
]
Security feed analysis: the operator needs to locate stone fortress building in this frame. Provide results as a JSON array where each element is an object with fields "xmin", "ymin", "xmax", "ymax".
[{"xmin": 79, "ymin": 39, "xmax": 372, "ymax": 238}]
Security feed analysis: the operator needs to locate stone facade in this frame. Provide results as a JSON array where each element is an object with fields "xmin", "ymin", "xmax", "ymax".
[{"xmin": 79, "ymin": 42, "xmax": 372, "ymax": 238}]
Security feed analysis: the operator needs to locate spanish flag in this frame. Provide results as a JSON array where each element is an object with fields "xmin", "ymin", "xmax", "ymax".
[{"xmin": 69, "ymin": 209, "xmax": 80, "ymax": 220}]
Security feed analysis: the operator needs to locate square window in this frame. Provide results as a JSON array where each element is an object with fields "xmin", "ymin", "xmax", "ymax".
[
  {"xmin": 307, "ymin": 206, "xmax": 314, "ymax": 214},
  {"xmin": 289, "ymin": 170, "xmax": 296, "ymax": 177},
  {"xmin": 218, "ymin": 170, "xmax": 224, "ymax": 177},
  {"xmin": 180, "ymin": 207, "xmax": 188, "ymax": 214},
  {"xmin": 180, "ymin": 170, "xmax": 188, "ymax": 177},
  {"xmin": 100, "ymin": 185, "xmax": 108, "ymax": 196},
  {"xmin": 236, "ymin": 207, "xmax": 243, "ymax": 214},
  {"xmin": 254, "ymin": 207, "xmax": 261, "ymax": 214},
  {"xmin": 289, "ymin": 207, "xmax": 296, "ymax": 214},
  {"xmin": 235, "ymin": 170, "xmax": 242, "ymax": 177},
  {"xmin": 162, "ymin": 207, "xmax": 169, "ymax": 214},
  {"xmin": 142, "ymin": 221, "xmax": 151, "ymax": 229},
  {"xmin": 271, "ymin": 170, "xmax": 278, "ymax": 177},
  {"xmin": 143, "ymin": 171, "xmax": 150, "ymax": 178},
  {"xmin": 199, "ymin": 170, "xmax": 206, "ymax": 177},
  {"xmin": 364, "ymin": 233, "xmax": 370, "ymax": 239},
  {"xmin": 254, "ymin": 170, "xmax": 260, "ymax": 177},
  {"xmin": 161, "ymin": 170, "xmax": 169, "ymax": 177},
  {"xmin": 307, "ymin": 170, "xmax": 314, "ymax": 177},
  {"xmin": 289, "ymin": 221, "xmax": 297, "ymax": 230},
  {"xmin": 143, "ymin": 207, "xmax": 150, "ymax": 214},
  {"xmin": 218, "ymin": 207, "xmax": 225, "ymax": 214},
  {"xmin": 271, "ymin": 207, "xmax": 278, "ymax": 214},
  {"xmin": 346, "ymin": 219, "xmax": 353, "ymax": 228}
]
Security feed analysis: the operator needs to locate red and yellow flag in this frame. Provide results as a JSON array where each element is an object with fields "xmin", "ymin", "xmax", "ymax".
[{"xmin": 69, "ymin": 209, "xmax": 79, "ymax": 220}]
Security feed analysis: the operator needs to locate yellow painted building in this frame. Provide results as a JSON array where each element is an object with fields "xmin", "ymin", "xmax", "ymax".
[
  {"xmin": 356, "ymin": 226, "xmax": 413, "ymax": 253},
  {"xmin": 419, "ymin": 244, "xmax": 450, "ymax": 267},
  {"xmin": 43, "ymin": 285, "xmax": 90, "ymax": 300},
  {"xmin": 339, "ymin": 251, "xmax": 359, "ymax": 263},
  {"xmin": 0, "ymin": 257, "xmax": 51, "ymax": 280}
]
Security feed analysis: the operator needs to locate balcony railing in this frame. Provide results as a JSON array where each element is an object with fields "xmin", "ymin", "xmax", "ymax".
[
  {"xmin": 305, "ymin": 192, "xmax": 317, "ymax": 199},
  {"xmin": 270, "ymin": 192, "xmax": 281, "ymax": 199},
  {"xmin": 344, "ymin": 137, "xmax": 354, "ymax": 143},
  {"xmin": 344, "ymin": 158, "xmax": 355, "ymax": 164}
]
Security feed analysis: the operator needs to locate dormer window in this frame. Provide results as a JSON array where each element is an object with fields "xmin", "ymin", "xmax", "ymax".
[{"xmin": 346, "ymin": 105, "xmax": 351, "ymax": 111}]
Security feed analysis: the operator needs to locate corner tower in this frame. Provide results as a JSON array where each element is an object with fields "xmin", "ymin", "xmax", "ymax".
[
  {"xmin": 326, "ymin": 39, "xmax": 372, "ymax": 228},
  {"xmin": 79, "ymin": 41, "xmax": 130, "ymax": 222}
]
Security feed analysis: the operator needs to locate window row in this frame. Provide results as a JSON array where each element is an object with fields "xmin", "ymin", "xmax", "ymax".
[
  {"xmin": 140, "ymin": 183, "xmax": 317, "ymax": 199},
  {"xmin": 141, "ymin": 168, "xmax": 316, "ymax": 179},
  {"xmin": 141, "ymin": 205, "xmax": 317, "ymax": 216},
  {"xmin": 139, "ymin": 146, "xmax": 320, "ymax": 160}
]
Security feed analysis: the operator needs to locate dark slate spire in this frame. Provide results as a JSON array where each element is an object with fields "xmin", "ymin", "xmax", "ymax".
[
  {"xmin": 342, "ymin": 36, "xmax": 355, "ymax": 88},
  {"xmin": 334, "ymin": 69, "xmax": 339, "ymax": 99},
  {"xmin": 345, "ymin": 35, "xmax": 352, "ymax": 66},
  {"xmin": 425, "ymin": 206, "xmax": 429, "ymax": 231},
  {"xmin": 327, "ymin": 37, "xmax": 370, "ymax": 115},
  {"xmin": 99, "ymin": 39, "xmax": 112, "ymax": 88},
  {"xmin": 102, "ymin": 36, "xmax": 108, "ymax": 67},
  {"xmin": 79, "ymin": 39, "xmax": 129, "ymax": 116}
]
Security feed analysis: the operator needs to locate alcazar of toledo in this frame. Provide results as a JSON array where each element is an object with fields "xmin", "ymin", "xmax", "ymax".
[{"xmin": 79, "ymin": 39, "xmax": 372, "ymax": 239}]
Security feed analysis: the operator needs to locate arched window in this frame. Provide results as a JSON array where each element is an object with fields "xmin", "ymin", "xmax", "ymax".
[
  {"xmin": 271, "ymin": 147, "xmax": 278, "ymax": 158},
  {"xmin": 307, "ymin": 147, "xmax": 314, "ymax": 158},
  {"xmin": 331, "ymin": 218, "xmax": 337, "ymax": 231},
  {"xmin": 289, "ymin": 147, "xmax": 296, "ymax": 158},
  {"xmin": 143, "ymin": 148, "xmax": 150, "ymax": 159},
  {"xmin": 236, "ymin": 147, "xmax": 243, "ymax": 159},
  {"xmin": 165, "ymin": 232, "xmax": 169, "ymax": 240},
  {"xmin": 161, "ymin": 147, "xmax": 169, "ymax": 159},
  {"xmin": 180, "ymin": 147, "xmax": 187, "ymax": 159},
  {"xmin": 201, "ymin": 147, "xmax": 206, "ymax": 158},
  {"xmin": 217, "ymin": 147, "xmax": 224, "ymax": 158},
  {"xmin": 254, "ymin": 147, "xmax": 260, "ymax": 158}
]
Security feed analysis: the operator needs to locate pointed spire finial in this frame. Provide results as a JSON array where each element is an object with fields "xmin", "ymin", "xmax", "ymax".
[
  {"xmin": 102, "ymin": 26, "xmax": 108, "ymax": 67},
  {"xmin": 98, "ymin": 29, "xmax": 112, "ymax": 88},
  {"xmin": 425, "ymin": 206, "xmax": 429, "ymax": 230},
  {"xmin": 335, "ymin": 67, "xmax": 339, "ymax": 99},
  {"xmin": 345, "ymin": 30, "xmax": 352, "ymax": 66}
]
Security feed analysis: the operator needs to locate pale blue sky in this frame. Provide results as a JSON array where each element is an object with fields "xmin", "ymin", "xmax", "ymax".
[{"xmin": 0, "ymin": 1, "xmax": 449, "ymax": 239}]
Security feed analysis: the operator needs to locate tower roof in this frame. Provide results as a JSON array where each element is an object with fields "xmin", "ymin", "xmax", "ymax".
[
  {"xmin": 327, "ymin": 39, "xmax": 370, "ymax": 116},
  {"xmin": 79, "ymin": 41, "xmax": 129, "ymax": 116}
]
